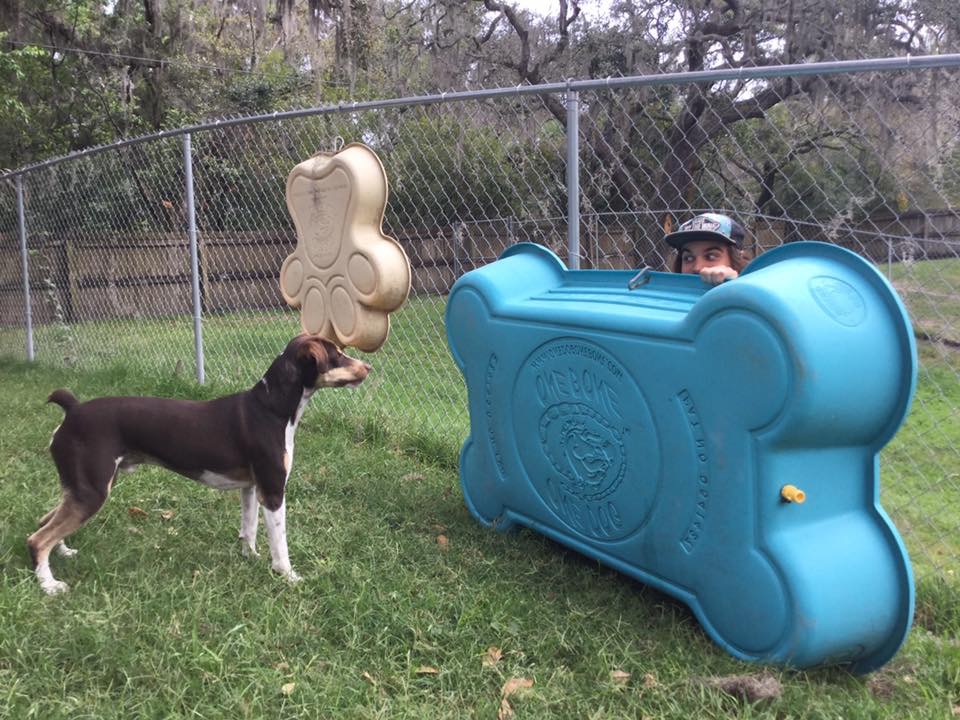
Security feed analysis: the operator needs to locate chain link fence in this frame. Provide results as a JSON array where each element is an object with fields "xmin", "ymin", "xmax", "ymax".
[{"xmin": 2, "ymin": 56, "xmax": 959, "ymax": 595}]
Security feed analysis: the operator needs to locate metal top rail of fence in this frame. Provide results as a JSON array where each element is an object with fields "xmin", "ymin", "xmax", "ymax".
[
  {"xmin": 1, "ymin": 55, "xmax": 959, "ymax": 594},
  {"xmin": 5, "ymin": 54, "xmax": 960, "ymax": 180}
]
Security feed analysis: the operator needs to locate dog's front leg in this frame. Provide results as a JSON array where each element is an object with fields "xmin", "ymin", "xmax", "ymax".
[
  {"xmin": 261, "ymin": 499, "xmax": 301, "ymax": 583},
  {"xmin": 253, "ymin": 455, "xmax": 301, "ymax": 583},
  {"xmin": 239, "ymin": 486, "xmax": 259, "ymax": 558}
]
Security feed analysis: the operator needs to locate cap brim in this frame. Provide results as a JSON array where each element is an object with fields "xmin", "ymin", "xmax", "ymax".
[{"xmin": 664, "ymin": 229, "xmax": 740, "ymax": 250}]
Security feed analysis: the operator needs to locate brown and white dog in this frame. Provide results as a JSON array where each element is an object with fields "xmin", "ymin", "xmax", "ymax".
[{"xmin": 28, "ymin": 334, "xmax": 370, "ymax": 595}]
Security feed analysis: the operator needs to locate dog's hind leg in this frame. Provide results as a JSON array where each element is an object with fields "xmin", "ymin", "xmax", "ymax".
[
  {"xmin": 40, "ymin": 513, "xmax": 78, "ymax": 556},
  {"xmin": 27, "ymin": 496, "xmax": 96, "ymax": 594},
  {"xmin": 37, "ymin": 508, "xmax": 57, "ymax": 528},
  {"xmin": 28, "ymin": 456, "xmax": 115, "ymax": 595},
  {"xmin": 30, "ymin": 505, "xmax": 76, "ymax": 573},
  {"xmin": 37, "ymin": 510, "xmax": 77, "ymax": 557},
  {"xmin": 239, "ymin": 486, "xmax": 259, "ymax": 558},
  {"xmin": 56, "ymin": 540, "xmax": 78, "ymax": 557}
]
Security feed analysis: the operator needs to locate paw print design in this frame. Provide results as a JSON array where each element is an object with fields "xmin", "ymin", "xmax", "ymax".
[{"xmin": 280, "ymin": 143, "xmax": 411, "ymax": 352}]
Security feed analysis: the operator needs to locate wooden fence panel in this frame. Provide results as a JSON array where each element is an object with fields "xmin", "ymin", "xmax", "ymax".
[
  {"xmin": 203, "ymin": 232, "xmax": 292, "ymax": 313},
  {"xmin": 5, "ymin": 212, "xmax": 957, "ymax": 328}
]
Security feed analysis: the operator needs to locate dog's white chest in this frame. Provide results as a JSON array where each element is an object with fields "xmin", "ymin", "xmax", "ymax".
[{"xmin": 283, "ymin": 392, "xmax": 311, "ymax": 478}]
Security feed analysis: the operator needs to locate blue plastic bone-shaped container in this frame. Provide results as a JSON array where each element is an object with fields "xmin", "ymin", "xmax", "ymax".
[{"xmin": 446, "ymin": 241, "xmax": 916, "ymax": 672}]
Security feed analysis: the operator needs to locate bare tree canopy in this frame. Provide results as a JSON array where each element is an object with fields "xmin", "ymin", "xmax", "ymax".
[{"xmin": 1, "ymin": 0, "xmax": 957, "ymax": 190}]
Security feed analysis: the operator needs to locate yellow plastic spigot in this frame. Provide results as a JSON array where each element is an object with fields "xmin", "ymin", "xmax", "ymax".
[{"xmin": 781, "ymin": 484, "xmax": 806, "ymax": 504}]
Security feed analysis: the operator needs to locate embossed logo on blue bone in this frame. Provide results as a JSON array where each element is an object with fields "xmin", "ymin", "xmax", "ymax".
[
  {"xmin": 809, "ymin": 276, "xmax": 867, "ymax": 327},
  {"xmin": 539, "ymin": 403, "xmax": 624, "ymax": 501},
  {"xmin": 514, "ymin": 338, "xmax": 661, "ymax": 541}
]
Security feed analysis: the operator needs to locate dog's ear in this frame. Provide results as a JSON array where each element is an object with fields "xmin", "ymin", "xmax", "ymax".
[
  {"xmin": 296, "ymin": 335, "xmax": 331, "ymax": 386},
  {"xmin": 297, "ymin": 335, "xmax": 329, "ymax": 367}
]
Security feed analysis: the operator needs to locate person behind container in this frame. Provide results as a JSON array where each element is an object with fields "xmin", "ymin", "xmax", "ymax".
[{"xmin": 664, "ymin": 212, "xmax": 750, "ymax": 286}]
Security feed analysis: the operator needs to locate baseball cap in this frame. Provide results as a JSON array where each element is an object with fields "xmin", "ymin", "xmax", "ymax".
[{"xmin": 664, "ymin": 213, "xmax": 745, "ymax": 250}]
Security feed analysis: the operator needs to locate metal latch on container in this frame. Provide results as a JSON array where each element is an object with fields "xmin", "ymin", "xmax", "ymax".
[{"xmin": 628, "ymin": 268, "xmax": 651, "ymax": 290}]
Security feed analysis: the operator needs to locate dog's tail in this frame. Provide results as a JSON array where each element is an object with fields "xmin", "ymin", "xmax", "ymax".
[{"xmin": 47, "ymin": 389, "xmax": 79, "ymax": 412}]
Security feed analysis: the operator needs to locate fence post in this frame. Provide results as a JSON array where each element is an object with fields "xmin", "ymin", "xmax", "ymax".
[
  {"xmin": 565, "ymin": 87, "xmax": 580, "ymax": 270},
  {"xmin": 16, "ymin": 176, "xmax": 34, "ymax": 361},
  {"xmin": 452, "ymin": 222, "xmax": 463, "ymax": 283},
  {"xmin": 183, "ymin": 133, "xmax": 205, "ymax": 384}
]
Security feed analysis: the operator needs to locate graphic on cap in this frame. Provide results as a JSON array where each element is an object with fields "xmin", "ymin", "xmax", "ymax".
[
  {"xmin": 681, "ymin": 215, "xmax": 723, "ymax": 234},
  {"xmin": 665, "ymin": 212, "xmax": 745, "ymax": 250}
]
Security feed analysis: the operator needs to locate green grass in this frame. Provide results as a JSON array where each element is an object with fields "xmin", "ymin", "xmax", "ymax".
[
  {"xmin": 878, "ymin": 256, "xmax": 960, "ymax": 599},
  {"xmin": 1, "ymin": 361, "xmax": 959, "ymax": 718},
  {"xmin": 889, "ymin": 257, "xmax": 960, "ymax": 344},
  {"xmin": 1, "ymin": 263, "xmax": 959, "ymax": 717}
]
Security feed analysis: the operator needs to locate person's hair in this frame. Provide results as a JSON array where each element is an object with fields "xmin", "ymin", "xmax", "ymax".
[{"xmin": 670, "ymin": 243, "xmax": 752, "ymax": 274}]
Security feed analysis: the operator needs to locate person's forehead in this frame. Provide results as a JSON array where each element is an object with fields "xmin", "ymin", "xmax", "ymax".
[{"xmin": 681, "ymin": 240, "xmax": 728, "ymax": 254}]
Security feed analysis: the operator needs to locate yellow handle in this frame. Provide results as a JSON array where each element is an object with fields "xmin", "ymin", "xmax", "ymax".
[{"xmin": 781, "ymin": 485, "xmax": 807, "ymax": 504}]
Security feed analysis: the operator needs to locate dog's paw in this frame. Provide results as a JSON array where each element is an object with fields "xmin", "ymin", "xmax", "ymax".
[
  {"xmin": 240, "ymin": 543, "xmax": 260, "ymax": 559},
  {"xmin": 41, "ymin": 579, "xmax": 69, "ymax": 595},
  {"xmin": 273, "ymin": 565, "xmax": 302, "ymax": 584},
  {"xmin": 56, "ymin": 542, "xmax": 78, "ymax": 558}
]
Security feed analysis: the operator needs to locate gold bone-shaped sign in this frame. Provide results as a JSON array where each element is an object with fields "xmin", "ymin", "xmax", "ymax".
[{"xmin": 279, "ymin": 143, "xmax": 411, "ymax": 352}]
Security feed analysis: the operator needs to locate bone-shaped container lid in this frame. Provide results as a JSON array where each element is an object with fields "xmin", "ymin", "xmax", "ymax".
[
  {"xmin": 280, "ymin": 143, "xmax": 411, "ymax": 352},
  {"xmin": 445, "ymin": 240, "xmax": 917, "ymax": 673}
]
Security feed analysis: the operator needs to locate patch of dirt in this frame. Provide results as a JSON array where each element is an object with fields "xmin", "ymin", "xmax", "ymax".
[
  {"xmin": 700, "ymin": 671, "xmax": 783, "ymax": 703},
  {"xmin": 866, "ymin": 673, "xmax": 897, "ymax": 699}
]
